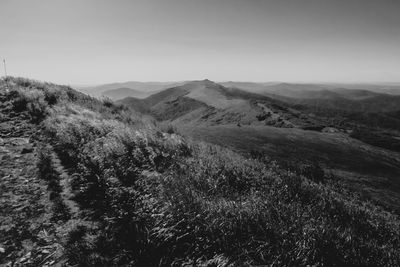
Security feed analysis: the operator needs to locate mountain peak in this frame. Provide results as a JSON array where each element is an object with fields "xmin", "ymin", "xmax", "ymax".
[{"xmin": 185, "ymin": 79, "xmax": 221, "ymax": 89}]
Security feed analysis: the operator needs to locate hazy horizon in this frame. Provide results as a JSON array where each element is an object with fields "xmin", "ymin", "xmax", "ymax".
[
  {"xmin": 74, "ymin": 80, "xmax": 400, "ymax": 89},
  {"xmin": 2, "ymin": 0, "xmax": 400, "ymax": 84}
]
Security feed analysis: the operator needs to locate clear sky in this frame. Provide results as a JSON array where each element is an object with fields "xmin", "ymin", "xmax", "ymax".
[{"xmin": 1, "ymin": 0, "xmax": 400, "ymax": 84}]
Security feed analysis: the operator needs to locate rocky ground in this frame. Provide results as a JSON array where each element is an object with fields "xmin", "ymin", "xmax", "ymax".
[{"xmin": 0, "ymin": 90, "xmax": 73, "ymax": 266}]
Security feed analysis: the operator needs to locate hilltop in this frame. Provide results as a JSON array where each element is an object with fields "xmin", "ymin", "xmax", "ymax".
[
  {"xmin": 1, "ymin": 77, "xmax": 400, "ymax": 266},
  {"xmin": 120, "ymin": 79, "xmax": 323, "ymax": 128}
]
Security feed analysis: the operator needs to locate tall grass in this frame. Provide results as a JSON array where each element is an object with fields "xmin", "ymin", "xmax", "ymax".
[{"xmin": 45, "ymin": 111, "xmax": 400, "ymax": 266}]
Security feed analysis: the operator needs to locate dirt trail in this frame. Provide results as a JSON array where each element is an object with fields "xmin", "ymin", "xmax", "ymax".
[{"xmin": 0, "ymin": 90, "xmax": 74, "ymax": 266}]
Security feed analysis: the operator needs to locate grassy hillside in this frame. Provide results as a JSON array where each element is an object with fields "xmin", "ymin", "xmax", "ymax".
[
  {"xmin": 181, "ymin": 125, "xmax": 400, "ymax": 213},
  {"xmin": 1, "ymin": 77, "xmax": 400, "ymax": 266}
]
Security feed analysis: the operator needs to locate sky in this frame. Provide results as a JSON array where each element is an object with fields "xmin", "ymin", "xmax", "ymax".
[{"xmin": 1, "ymin": 0, "xmax": 400, "ymax": 85}]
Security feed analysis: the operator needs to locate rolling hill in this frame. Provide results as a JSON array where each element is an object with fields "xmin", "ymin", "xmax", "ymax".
[
  {"xmin": 119, "ymin": 79, "xmax": 400, "ymax": 134},
  {"xmin": 76, "ymin": 81, "xmax": 185, "ymax": 99},
  {"xmin": 222, "ymin": 81, "xmax": 400, "ymax": 97},
  {"xmin": 221, "ymin": 82, "xmax": 400, "ymax": 131},
  {"xmin": 288, "ymin": 93, "xmax": 400, "ymax": 113},
  {"xmin": 222, "ymin": 82, "xmax": 400, "ymax": 111},
  {"xmin": 119, "ymin": 79, "xmax": 324, "ymax": 128},
  {"xmin": 119, "ymin": 79, "xmax": 400, "ymax": 213},
  {"xmin": 221, "ymin": 82, "xmax": 331, "ymax": 99}
]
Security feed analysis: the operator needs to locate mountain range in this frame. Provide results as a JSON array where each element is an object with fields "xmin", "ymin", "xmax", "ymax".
[
  {"xmin": 76, "ymin": 80, "xmax": 400, "ymax": 102},
  {"xmin": 117, "ymin": 79, "xmax": 400, "ymax": 213},
  {"xmin": 118, "ymin": 79, "xmax": 400, "ymax": 126},
  {"xmin": 119, "ymin": 79, "xmax": 314, "ymax": 128}
]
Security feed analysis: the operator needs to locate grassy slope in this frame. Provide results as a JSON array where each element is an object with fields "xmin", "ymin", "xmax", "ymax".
[
  {"xmin": 1, "ymin": 77, "xmax": 400, "ymax": 266},
  {"xmin": 0, "ymin": 91, "xmax": 56, "ymax": 266},
  {"xmin": 180, "ymin": 125, "xmax": 400, "ymax": 213},
  {"xmin": 0, "ymin": 79, "xmax": 82, "ymax": 265}
]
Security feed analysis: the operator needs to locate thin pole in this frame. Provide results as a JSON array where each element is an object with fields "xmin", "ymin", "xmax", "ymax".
[
  {"xmin": 3, "ymin": 59, "xmax": 8, "ymax": 91},
  {"xmin": 3, "ymin": 59, "xmax": 7, "ymax": 77}
]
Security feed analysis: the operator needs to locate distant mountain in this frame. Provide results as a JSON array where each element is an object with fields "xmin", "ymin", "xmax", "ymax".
[
  {"xmin": 221, "ymin": 81, "xmax": 280, "ymax": 93},
  {"xmin": 76, "ymin": 81, "xmax": 185, "ymax": 98},
  {"xmin": 222, "ymin": 82, "xmax": 346, "ymax": 100},
  {"xmin": 223, "ymin": 82, "xmax": 400, "ymax": 97},
  {"xmin": 323, "ymin": 83, "xmax": 400, "ymax": 95},
  {"xmin": 221, "ymin": 82, "xmax": 400, "ymax": 113},
  {"xmin": 119, "ymin": 80, "xmax": 323, "ymax": 129},
  {"xmin": 331, "ymin": 88, "xmax": 382, "ymax": 100},
  {"xmin": 221, "ymin": 82, "xmax": 329, "ymax": 97},
  {"xmin": 283, "ymin": 93, "xmax": 400, "ymax": 113},
  {"xmin": 102, "ymin": 87, "xmax": 149, "ymax": 100},
  {"xmin": 78, "ymin": 81, "xmax": 400, "ymax": 101}
]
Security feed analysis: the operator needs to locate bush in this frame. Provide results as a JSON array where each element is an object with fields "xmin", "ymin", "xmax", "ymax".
[
  {"xmin": 102, "ymin": 97, "xmax": 114, "ymax": 108},
  {"xmin": 12, "ymin": 94, "xmax": 28, "ymax": 111},
  {"xmin": 27, "ymin": 97, "xmax": 48, "ymax": 122},
  {"xmin": 43, "ymin": 87, "xmax": 61, "ymax": 105},
  {"xmin": 297, "ymin": 162, "xmax": 325, "ymax": 183},
  {"xmin": 12, "ymin": 89, "xmax": 48, "ymax": 121},
  {"xmin": 158, "ymin": 122, "xmax": 179, "ymax": 134}
]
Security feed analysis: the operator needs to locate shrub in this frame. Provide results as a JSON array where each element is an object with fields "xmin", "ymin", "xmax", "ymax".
[
  {"xmin": 158, "ymin": 122, "xmax": 179, "ymax": 134},
  {"xmin": 43, "ymin": 87, "xmax": 61, "ymax": 105},
  {"xmin": 102, "ymin": 97, "xmax": 114, "ymax": 108},
  {"xmin": 297, "ymin": 162, "xmax": 325, "ymax": 183},
  {"xmin": 12, "ymin": 93, "xmax": 29, "ymax": 111},
  {"xmin": 256, "ymin": 112, "xmax": 267, "ymax": 121},
  {"xmin": 11, "ymin": 89, "xmax": 48, "ymax": 121},
  {"xmin": 27, "ymin": 97, "xmax": 48, "ymax": 122}
]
